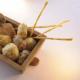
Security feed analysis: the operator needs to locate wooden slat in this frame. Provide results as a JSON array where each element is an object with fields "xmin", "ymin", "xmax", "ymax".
[{"xmin": 0, "ymin": 54, "xmax": 22, "ymax": 71}]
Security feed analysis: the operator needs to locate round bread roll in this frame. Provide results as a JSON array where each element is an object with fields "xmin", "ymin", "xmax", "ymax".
[
  {"xmin": 19, "ymin": 38, "xmax": 37, "ymax": 51},
  {"xmin": 0, "ymin": 35, "xmax": 11, "ymax": 46},
  {"xmin": 13, "ymin": 35, "xmax": 23, "ymax": 47},
  {"xmin": 0, "ymin": 23, "xmax": 16, "ymax": 38},
  {"xmin": 2, "ymin": 43, "xmax": 19, "ymax": 61},
  {"xmin": 18, "ymin": 50, "xmax": 30, "ymax": 64},
  {"xmin": 17, "ymin": 24, "xmax": 27, "ymax": 39}
]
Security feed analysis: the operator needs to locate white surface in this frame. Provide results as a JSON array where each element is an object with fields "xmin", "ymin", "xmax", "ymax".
[{"xmin": 0, "ymin": 0, "xmax": 80, "ymax": 80}]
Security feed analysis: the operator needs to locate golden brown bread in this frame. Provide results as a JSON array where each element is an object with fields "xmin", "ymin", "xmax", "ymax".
[
  {"xmin": 0, "ymin": 35, "xmax": 11, "ymax": 46},
  {"xmin": 0, "ymin": 23, "xmax": 16, "ymax": 38},
  {"xmin": 2, "ymin": 43, "xmax": 19, "ymax": 61}
]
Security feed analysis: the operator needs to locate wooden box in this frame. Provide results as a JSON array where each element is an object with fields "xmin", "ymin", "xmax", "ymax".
[{"xmin": 0, "ymin": 16, "xmax": 46, "ymax": 72}]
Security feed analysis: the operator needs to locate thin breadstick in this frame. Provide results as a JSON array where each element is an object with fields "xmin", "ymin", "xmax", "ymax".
[
  {"xmin": 36, "ymin": 20, "xmax": 70, "ymax": 37},
  {"xmin": 33, "ymin": 37, "xmax": 72, "ymax": 41},
  {"xmin": 30, "ymin": 0, "xmax": 48, "ymax": 36},
  {"xmin": 29, "ymin": 20, "xmax": 70, "ymax": 28},
  {"xmin": 29, "ymin": 25, "xmax": 56, "ymax": 28}
]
